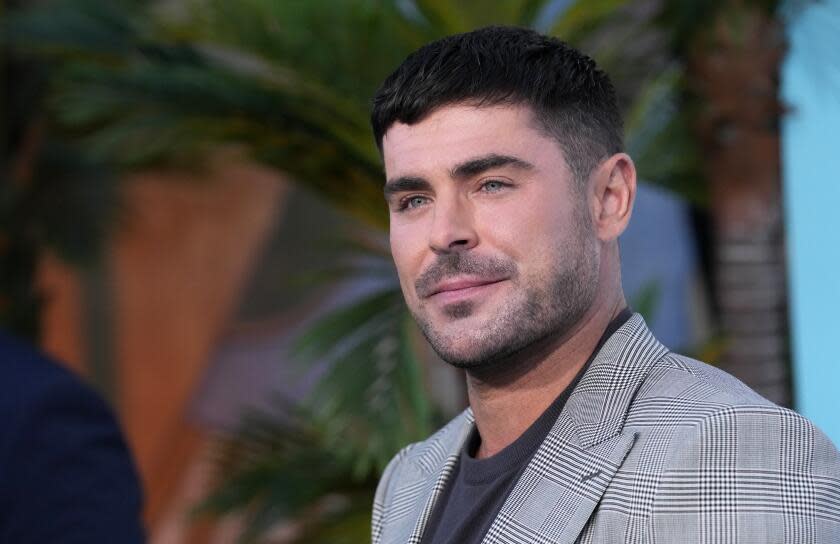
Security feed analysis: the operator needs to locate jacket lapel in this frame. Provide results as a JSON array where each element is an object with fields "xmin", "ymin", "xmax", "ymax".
[
  {"xmin": 482, "ymin": 314, "xmax": 668, "ymax": 543},
  {"xmin": 400, "ymin": 411, "xmax": 475, "ymax": 544}
]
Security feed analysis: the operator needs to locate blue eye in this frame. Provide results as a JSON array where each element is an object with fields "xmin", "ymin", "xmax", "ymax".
[
  {"xmin": 400, "ymin": 195, "xmax": 429, "ymax": 210},
  {"xmin": 481, "ymin": 180, "xmax": 507, "ymax": 192}
]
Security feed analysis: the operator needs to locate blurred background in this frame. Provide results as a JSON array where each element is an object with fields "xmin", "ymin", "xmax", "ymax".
[{"xmin": 1, "ymin": 0, "xmax": 838, "ymax": 542}]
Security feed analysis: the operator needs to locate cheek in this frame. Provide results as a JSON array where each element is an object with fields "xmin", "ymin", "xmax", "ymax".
[
  {"xmin": 525, "ymin": 189, "xmax": 582, "ymax": 236},
  {"xmin": 475, "ymin": 196, "xmax": 577, "ymax": 271},
  {"xmin": 474, "ymin": 198, "xmax": 549, "ymax": 254},
  {"xmin": 389, "ymin": 225, "xmax": 425, "ymax": 290}
]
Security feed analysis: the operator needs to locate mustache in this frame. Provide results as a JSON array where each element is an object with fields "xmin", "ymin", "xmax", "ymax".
[{"xmin": 415, "ymin": 253, "xmax": 517, "ymax": 298}]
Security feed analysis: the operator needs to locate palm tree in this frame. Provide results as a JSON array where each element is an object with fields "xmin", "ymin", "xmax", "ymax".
[{"xmin": 681, "ymin": 1, "xmax": 791, "ymax": 405}]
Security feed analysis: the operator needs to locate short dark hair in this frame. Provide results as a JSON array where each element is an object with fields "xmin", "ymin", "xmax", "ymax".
[{"xmin": 371, "ymin": 26, "xmax": 623, "ymax": 184}]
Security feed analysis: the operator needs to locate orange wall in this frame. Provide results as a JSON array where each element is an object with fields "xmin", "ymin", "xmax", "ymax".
[{"xmin": 39, "ymin": 156, "xmax": 288, "ymax": 539}]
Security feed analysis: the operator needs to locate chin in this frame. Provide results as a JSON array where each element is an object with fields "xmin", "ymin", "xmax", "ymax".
[
  {"xmin": 430, "ymin": 345, "xmax": 487, "ymax": 369},
  {"xmin": 412, "ymin": 305, "xmax": 511, "ymax": 366},
  {"xmin": 424, "ymin": 327, "xmax": 507, "ymax": 369}
]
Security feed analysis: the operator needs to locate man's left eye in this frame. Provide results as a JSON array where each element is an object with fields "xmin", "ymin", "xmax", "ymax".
[{"xmin": 481, "ymin": 180, "xmax": 508, "ymax": 192}]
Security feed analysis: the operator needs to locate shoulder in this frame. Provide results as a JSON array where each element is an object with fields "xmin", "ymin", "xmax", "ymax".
[
  {"xmin": 0, "ymin": 331, "xmax": 112, "ymax": 445},
  {"xmin": 624, "ymin": 351, "xmax": 786, "ymax": 442},
  {"xmin": 640, "ymin": 352, "xmax": 772, "ymax": 406},
  {"xmin": 631, "ymin": 353, "xmax": 840, "ymax": 532},
  {"xmin": 629, "ymin": 351, "xmax": 839, "ymax": 462},
  {"xmin": 0, "ymin": 331, "xmax": 125, "ymax": 463},
  {"xmin": 1, "ymin": 330, "xmax": 99, "ymax": 403},
  {"xmin": 650, "ymin": 399, "xmax": 840, "ymax": 539},
  {"xmin": 0, "ymin": 331, "xmax": 145, "ymax": 543},
  {"xmin": 608, "ymin": 351, "xmax": 840, "ymax": 538}
]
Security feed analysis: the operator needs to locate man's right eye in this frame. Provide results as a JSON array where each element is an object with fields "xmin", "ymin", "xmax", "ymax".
[{"xmin": 398, "ymin": 195, "xmax": 430, "ymax": 211}]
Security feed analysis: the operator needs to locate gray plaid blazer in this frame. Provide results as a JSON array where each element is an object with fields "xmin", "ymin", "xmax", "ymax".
[{"xmin": 371, "ymin": 314, "xmax": 840, "ymax": 543}]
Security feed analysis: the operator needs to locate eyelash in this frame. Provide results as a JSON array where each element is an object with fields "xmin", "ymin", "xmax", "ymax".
[
  {"xmin": 480, "ymin": 180, "xmax": 508, "ymax": 193},
  {"xmin": 397, "ymin": 195, "xmax": 430, "ymax": 211},
  {"xmin": 395, "ymin": 180, "xmax": 511, "ymax": 212}
]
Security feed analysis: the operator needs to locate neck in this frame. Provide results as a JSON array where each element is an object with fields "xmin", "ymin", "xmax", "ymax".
[{"xmin": 465, "ymin": 288, "xmax": 626, "ymax": 459}]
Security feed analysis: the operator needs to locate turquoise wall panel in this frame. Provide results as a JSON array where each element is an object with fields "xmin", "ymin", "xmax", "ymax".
[{"xmin": 781, "ymin": 0, "xmax": 840, "ymax": 446}]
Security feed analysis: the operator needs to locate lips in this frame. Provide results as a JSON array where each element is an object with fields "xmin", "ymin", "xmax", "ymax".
[{"xmin": 424, "ymin": 276, "xmax": 508, "ymax": 302}]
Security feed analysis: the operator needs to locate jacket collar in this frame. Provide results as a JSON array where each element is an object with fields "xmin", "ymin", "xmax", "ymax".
[{"xmin": 403, "ymin": 314, "xmax": 668, "ymax": 543}]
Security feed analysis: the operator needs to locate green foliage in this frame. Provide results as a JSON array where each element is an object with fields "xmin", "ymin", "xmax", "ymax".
[
  {"xmin": 624, "ymin": 66, "xmax": 704, "ymax": 204},
  {"xmin": 197, "ymin": 405, "xmax": 376, "ymax": 543},
  {"xmin": 657, "ymin": 0, "xmax": 781, "ymax": 55},
  {"xmin": 411, "ymin": 0, "xmax": 548, "ymax": 33},
  {"xmin": 196, "ymin": 281, "xmax": 434, "ymax": 542},
  {"xmin": 1, "ymin": 0, "xmax": 148, "ymax": 57},
  {"xmin": 294, "ymin": 288, "xmax": 432, "ymax": 477},
  {"xmin": 548, "ymin": 0, "xmax": 630, "ymax": 43},
  {"xmin": 629, "ymin": 279, "xmax": 661, "ymax": 326},
  {"xmin": 2, "ymin": 0, "xmax": 707, "ymax": 229},
  {"xmin": 0, "ymin": 173, "xmax": 42, "ymax": 338},
  {"xmin": 0, "ymin": 87, "xmax": 118, "ymax": 337}
]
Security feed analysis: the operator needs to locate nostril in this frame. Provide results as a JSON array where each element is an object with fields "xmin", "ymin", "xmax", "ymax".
[{"xmin": 449, "ymin": 239, "xmax": 471, "ymax": 249}]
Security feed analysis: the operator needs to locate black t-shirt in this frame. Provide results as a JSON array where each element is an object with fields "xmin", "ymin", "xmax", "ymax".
[{"xmin": 420, "ymin": 309, "xmax": 632, "ymax": 544}]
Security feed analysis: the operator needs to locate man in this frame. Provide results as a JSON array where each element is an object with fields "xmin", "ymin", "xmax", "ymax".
[
  {"xmin": 369, "ymin": 26, "xmax": 840, "ymax": 543},
  {"xmin": 0, "ymin": 330, "xmax": 146, "ymax": 543}
]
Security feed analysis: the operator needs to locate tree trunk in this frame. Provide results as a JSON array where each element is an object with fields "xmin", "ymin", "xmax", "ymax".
[{"xmin": 688, "ymin": 4, "xmax": 790, "ymax": 405}]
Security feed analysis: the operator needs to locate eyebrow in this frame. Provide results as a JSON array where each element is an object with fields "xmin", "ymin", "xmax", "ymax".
[
  {"xmin": 450, "ymin": 153, "xmax": 534, "ymax": 179},
  {"xmin": 383, "ymin": 176, "xmax": 431, "ymax": 198},
  {"xmin": 383, "ymin": 153, "xmax": 534, "ymax": 198}
]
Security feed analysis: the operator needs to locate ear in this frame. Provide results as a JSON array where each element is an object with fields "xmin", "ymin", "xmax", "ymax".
[{"xmin": 590, "ymin": 153, "xmax": 636, "ymax": 242}]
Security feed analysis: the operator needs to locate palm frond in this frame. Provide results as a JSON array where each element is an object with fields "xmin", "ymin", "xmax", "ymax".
[
  {"xmin": 547, "ymin": 0, "xmax": 630, "ymax": 44},
  {"xmin": 198, "ymin": 405, "xmax": 374, "ymax": 544},
  {"xmin": 294, "ymin": 287, "xmax": 433, "ymax": 476},
  {"xmin": 412, "ymin": 0, "xmax": 550, "ymax": 33},
  {"xmin": 0, "ymin": 0, "xmax": 147, "ymax": 57},
  {"xmin": 624, "ymin": 66, "xmax": 703, "ymax": 203}
]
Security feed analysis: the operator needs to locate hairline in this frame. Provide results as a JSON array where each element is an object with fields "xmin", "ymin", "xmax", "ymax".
[{"xmin": 378, "ymin": 98, "xmax": 605, "ymax": 191}]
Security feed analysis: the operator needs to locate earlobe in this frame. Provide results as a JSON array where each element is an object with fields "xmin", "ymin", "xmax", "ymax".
[{"xmin": 594, "ymin": 153, "xmax": 636, "ymax": 241}]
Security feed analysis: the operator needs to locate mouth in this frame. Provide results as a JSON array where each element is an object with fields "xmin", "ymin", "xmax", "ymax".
[{"xmin": 425, "ymin": 277, "xmax": 508, "ymax": 305}]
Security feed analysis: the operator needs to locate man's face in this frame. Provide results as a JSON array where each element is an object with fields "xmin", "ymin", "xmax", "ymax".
[{"xmin": 382, "ymin": 104, "xmax": 600, "ymax": 368}]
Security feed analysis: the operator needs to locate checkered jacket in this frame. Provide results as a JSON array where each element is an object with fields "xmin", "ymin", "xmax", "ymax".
[{"xmin": 371, "ymin": 314, "xmax": 840, "ymax": 543}]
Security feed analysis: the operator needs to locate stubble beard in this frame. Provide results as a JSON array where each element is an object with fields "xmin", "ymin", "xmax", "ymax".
[{"xmin": 409, "ymin": 228, "xmax": 600, "ymax": 370}]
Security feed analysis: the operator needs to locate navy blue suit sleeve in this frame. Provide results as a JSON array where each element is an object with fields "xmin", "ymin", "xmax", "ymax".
[{"xmin": 0, "ymin": 332, "xmax": 146, "ymax": 543}]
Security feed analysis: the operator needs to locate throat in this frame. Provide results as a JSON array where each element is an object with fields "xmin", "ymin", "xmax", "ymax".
[
  {"xmin": 467, "ymin": 355, "xmax": 586, "ymax": 459},
  {"xmin": 466, "ymin": 306, "xmax": 632, "ymax": 458}
]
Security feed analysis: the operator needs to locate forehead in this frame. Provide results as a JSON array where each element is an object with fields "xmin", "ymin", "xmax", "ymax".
[{"xmin": 381, "ymin": 104, "xmax": 565, "ymax": 177}]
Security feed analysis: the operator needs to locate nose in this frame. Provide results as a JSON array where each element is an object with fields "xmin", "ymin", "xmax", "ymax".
[{"xmin": 428, "ymin": 195, "xmax": 478, "ymax": 253}]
